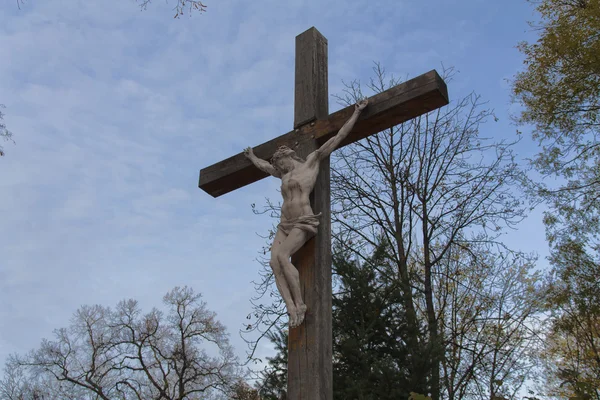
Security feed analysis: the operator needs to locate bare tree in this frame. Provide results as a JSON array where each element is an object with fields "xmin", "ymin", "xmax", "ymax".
[
  {"xmin": 1, "ymin": 287, "xmax": 242, "ymax": 400},
  {"xmin": 1, "ymin": 355, "xmax": 47, "ymax": 399},
  {"xmin": 330, "ymin": 64, "xmax": 530, "ymax": 399},
  {"xmin": 16, "ymin": 1, "xmax": 208, "ymax": 18},
  {"xmin": 0, "ymin": 105, "xmax": 14, "ymax": 157},
  {"xmin": 436, "ymin": 245, "xmax": 543, "ymax": 399},
  {"xmin": 241, "ymin": 202, "xmax": 288, "ymax": 362},
  {"xmin": 230, "ymin": 380, "xmax": 261, "ymax": 400},
  {"xmin": 135, "ymin": 0, "xmax": 208, "ymax": 18}
]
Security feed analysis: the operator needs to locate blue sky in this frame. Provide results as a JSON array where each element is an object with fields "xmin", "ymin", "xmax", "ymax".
[{"xmin": 0, "ymin": 0, "xmax": 547, "ymax": 372}]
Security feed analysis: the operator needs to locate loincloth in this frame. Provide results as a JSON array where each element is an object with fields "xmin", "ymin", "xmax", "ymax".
[{"xmin": 278, "ymin": 213, "xmax": 322, "ymax": 236}]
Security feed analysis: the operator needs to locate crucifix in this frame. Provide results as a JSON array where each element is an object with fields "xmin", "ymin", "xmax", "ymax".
[{"xmin": 198, "ymin": 27, "xmax": 448, "ymax": 400}]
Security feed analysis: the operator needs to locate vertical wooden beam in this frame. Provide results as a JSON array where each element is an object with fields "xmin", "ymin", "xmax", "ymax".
[
  {"xmin": 294, "ymin": 27, "xmax": 329, "ymax": 129},
  {"xmin": 288, "ymin": 27, "xmax": 332, "ymax": 400}
]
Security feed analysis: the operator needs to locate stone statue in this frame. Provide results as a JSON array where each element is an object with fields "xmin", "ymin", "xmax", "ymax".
[{"xmin": 244, "ymin": 99, "xmax": 368, "ymax": 327}]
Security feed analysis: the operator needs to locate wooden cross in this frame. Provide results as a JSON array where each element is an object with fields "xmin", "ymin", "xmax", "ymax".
[{"xmin": 198, "ymin": 27, "xmax": 448, "ymax": 400}]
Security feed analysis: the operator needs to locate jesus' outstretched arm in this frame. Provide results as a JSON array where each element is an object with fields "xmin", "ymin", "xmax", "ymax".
[
  {"xmin": 313, "ymin": 98, "xmax": 368, "ymax": 161},
  {"xmin": 244, "ymin": 147, "xmax": 282, "ymax": 178}
]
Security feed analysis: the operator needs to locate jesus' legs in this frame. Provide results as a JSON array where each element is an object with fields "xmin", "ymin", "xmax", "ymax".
[
  {"xmin": 276, "ymin": 227, "xmax": 310, "ymax": 327},
  {"xmin": 270, "ymin": 259, "xmax": 298, "ymax": 324},
  {"xmin": 270, "ymin": 229, "xmax": 298, "ymax": 325}
]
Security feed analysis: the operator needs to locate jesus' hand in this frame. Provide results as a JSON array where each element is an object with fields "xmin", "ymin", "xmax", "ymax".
[
  {"xmin": 243, "ymin": 147, "xmax": 255, "ymax": 159},
  {"xmin": 355, "ymin": 98, "xmax": 368, "ymax": 112}
]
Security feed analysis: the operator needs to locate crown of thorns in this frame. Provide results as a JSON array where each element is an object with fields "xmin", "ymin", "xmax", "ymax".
[{"xmin": 270, "ymin": 146, "xmax": 304, "ymax": 164}]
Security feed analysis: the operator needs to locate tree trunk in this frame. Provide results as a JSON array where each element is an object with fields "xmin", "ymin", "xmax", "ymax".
[
  {"xmin": 391, "ymin": 176, "xmax": 428, "ymax": 394},
  {"xmin": 423, "ymin": 212, "xmax": 440, "ymax": 400}
]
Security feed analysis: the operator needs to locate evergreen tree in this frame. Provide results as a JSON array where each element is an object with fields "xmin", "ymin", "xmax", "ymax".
[
  {"xmin": 258, "ymin": 329, "xmax": 288, "ymax": 400},
  {"xmin": 332, "ymin": 240, "xmax": 413, "ymax": 400}
]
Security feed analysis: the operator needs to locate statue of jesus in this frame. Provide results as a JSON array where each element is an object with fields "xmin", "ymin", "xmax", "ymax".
[{"xmin": 244, "ymin": 99, "xmax": 368, "ymax": 327}]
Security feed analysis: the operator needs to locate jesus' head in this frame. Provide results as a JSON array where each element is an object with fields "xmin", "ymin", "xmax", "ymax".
[{"xmin": 270, "ymin": 146, "xmax": 304, "ymax": 173}]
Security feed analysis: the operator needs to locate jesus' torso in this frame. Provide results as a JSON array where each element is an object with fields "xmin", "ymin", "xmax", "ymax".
[{"xmin": 280, "ymin": 162, "xmax": 319, "ymax": 221}]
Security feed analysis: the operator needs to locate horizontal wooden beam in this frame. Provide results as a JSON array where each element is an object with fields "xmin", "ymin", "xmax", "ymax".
[{"xmin": 198, "ymin": 69, "xmax": 449, "ymax": 197}]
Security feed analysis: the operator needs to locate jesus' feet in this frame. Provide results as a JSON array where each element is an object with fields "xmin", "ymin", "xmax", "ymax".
[
  {"xmin": 288, "ymin": 304, "xmax": 307, "ymax": 328},
  {"xmin": 287, "ymin": 305, "xmax": 298, "ymax": 327},
  {"xmin": 295, "ymin": 304, "xmax": 307, "ymax": 327}
]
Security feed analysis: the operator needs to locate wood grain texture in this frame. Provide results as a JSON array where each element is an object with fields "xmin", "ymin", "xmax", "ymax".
[
  {"xmin": 198, "ymin": 69, "xmax": 449, "ymax": 197},
  {"xmin": 294, "ymin": 27, "xmax": 328, "ymax": 128},
  {"xmin": 287, "ymin": 26, "xmax": 332, "ymax": 400}
]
